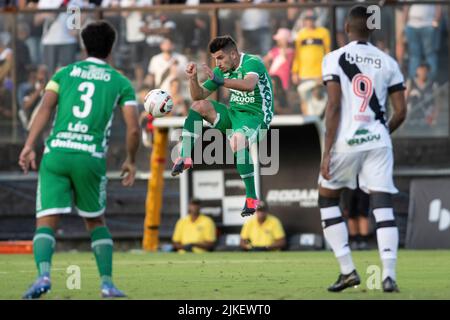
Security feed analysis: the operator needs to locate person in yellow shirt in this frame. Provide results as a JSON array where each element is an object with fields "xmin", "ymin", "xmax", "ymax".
[
  {"xmin": 291, "ymin": 10, "xmax": 331, "ymax": 115},
  {"xmin": 172, "ymin": 198, "xmax": 216, "ymax": 253},
  {"xmin": 240, "ymin": 201, "xmax": 286, "ymax": 251}
]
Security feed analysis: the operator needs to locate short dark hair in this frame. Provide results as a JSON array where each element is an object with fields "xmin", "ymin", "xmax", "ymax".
[
  {"xmin": 347, "ymin": 5, "xmax": 372, "ymax": 38},
  {"xmin": 81, "ymin": 21, "xmax": 116, "ymax": 59},
  {"xmin": 418, "ymin": 62, "xmax": 430, "ymax": 70},
  {"xmin": 208, "ymin": 35, "xmax": 238, "ymax": 54},
  {"xmin": 190, "ymin": 198, "xmax": 201, "ymax": 206}
]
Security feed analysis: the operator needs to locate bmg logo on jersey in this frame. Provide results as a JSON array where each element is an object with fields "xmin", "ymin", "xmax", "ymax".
[{"xmin": 345, "ymin": 52, "xmax": 382, "ymax": 69}]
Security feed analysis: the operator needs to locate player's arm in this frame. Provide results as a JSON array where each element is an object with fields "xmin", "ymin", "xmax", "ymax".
[
  {"xmin": 121, "ymin": 104, "xmax": 140, "ymax": 187},
  {"xmin": 18, "ymin": 90, "xmax": 58, "ymax": 174},
  {"xmin": 203, "ymin": 64, "xmax": 258, "ymax": 92},
  {"xmin": 186, "ymin": 62, "xmax": 211, "ymax": 101},
  {"xmin": 223, "ymin": 74, "xmax": 258, "ymax": 92},
  {"xmin": 387, "ymin": 60, "xmax": 407, "ymax": 134},
  {"xmin": 321, "ymin": 81, "xmax": 342, "ymax": 180},
  {"xmin": 387, "ymin": 90, "xmax": 407, "ymax": 134}
]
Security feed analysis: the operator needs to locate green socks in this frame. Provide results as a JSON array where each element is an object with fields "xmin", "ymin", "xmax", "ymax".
[
  {"xmin": 235, "ymin": 148, "xmax": 257, "ymax": 199},
  {"xmin": 33, "ymin": 226, "xmax": 56, "ymax": 277},
  {"xmin": 180, "ymin": 109, "xmax": 203, "ymax": 158},
  {"xmin": 90, "ymin": 226, "xmax": 114, "ymax": 285}
]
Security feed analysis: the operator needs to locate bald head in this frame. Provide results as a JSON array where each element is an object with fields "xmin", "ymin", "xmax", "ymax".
[{"xmin": 345, "ymin": 5, "xmax": 373, "ymax": 39}]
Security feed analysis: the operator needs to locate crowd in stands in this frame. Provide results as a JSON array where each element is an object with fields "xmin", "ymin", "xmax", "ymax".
[{"xmin": 0, "ymin": 1, "xmax": 448, "ymax": 141}]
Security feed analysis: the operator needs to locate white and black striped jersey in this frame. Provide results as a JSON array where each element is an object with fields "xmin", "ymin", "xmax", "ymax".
[{"xmin": 322, "ymin": 40, "xmax": 405, "ymax": 153}]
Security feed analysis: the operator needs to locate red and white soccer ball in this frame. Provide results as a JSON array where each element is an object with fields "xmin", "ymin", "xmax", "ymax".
[{"xmin": 144, "ymin": 89, "xmax": 173, "ymax": 118}]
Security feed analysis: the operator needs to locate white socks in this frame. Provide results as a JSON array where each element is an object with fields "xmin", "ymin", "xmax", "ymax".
[
  {"xmin": 373, "ymin": 208, "xmax": 399, "ymax": 281},
  {"xmin": 321, "ymin": 206, "xmax": 355, "ymax": 275}
]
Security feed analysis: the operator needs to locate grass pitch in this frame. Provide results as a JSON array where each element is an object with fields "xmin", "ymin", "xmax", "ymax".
[{"xmin": 0, "ymin": 250, "xmax": 449, "ymax": 300}]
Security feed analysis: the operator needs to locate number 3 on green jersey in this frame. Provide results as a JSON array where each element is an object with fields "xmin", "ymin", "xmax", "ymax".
[{"xmin": 44, "ymin": 58, "xmax": 137, "ymax": 158}]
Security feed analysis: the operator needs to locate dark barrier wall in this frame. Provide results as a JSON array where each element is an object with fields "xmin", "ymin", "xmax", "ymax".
[
  {"xmin": 260, "ymin": 123, "xmax": 322, "ymax": 235},
  {"xmin": 406, "ymin": 179, "xmax": 450, "ymax": 249}
]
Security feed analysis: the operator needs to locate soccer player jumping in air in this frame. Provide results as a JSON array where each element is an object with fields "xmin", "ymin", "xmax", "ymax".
[
  {"xmin": 318, "ymin": 6, "xmax": 407, "ymax": 293},
  {"xmin": 19, "ymin": 21, "xmax": 140, "ymax": 299},
  {"xmin": 171, "ymin": 36, "xmax": 274, "ymax": 217}
]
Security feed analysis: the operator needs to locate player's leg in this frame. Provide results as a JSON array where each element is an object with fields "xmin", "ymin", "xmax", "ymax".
[
  {"xmin": 359, "ymin": 147, "xmax": 399, "ymax": 292},
  {"xmin": 356, "ymin": 188, "xmax": 370, "ymax": 250},
  {"xmin": 83, "ymin": 216, "xmax": 125, "ymax": 298},
  {"xmin": 23, "ymin": 153, "xmax": 72, "ymax": 299},
  {"xmin": 318, "ymin": 152, "xmax": 361, "ymax": 292},
  {"xmin": 173, "ymin": 100, "xmax": 231, "ymax": 176},
  {"xmin": 229, "ymin": 131, "xmax": 258, "ymax": 216},
  {"xmin": 228, "ymin": 112, "xmax": 267, "ymax": 216},
  {"xmin": 343, "ymin": 188, "xmax": 360, "ymax": 250},
  {"xmin": 71, "ymin": 154, "xmax": 125, "ymax": 298}
]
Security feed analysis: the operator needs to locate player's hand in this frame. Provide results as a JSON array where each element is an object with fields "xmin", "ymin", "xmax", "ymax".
[
  {"xmin": 185, "ymin": 62, "xmax": 197, "ymax": 79},
  {"xmin": 18, "ymin": 145, "xmax": 36, "ymax": 174},
  {"xmin": 203, "ymin": 63, "xmax": 224, "ymax": 86},
  {"xmin": 292, "ymin": 74, "xmax": 299, "ymax": 85},
  {"xmin": 120, "ymin": 159, "xmax": 136, "ymax": 187},
  {"xmin": 320, "ymin": 152, "xmax": 332, "ymax": 180},
  {"xmin": 202, "ymin": 63, "xmax": 214, "ymax": 79}
]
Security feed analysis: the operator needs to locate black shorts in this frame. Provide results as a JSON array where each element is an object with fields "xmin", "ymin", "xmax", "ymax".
[{"xmin": 341, "ymin": 187, "xmax": 370, "ymax": 218}]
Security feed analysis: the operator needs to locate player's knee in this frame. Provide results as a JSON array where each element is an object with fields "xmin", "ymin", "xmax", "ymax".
[
  {"xmin": 230, "ymin": 133, "xmax": 247, "ymax": 153},
  {"xmin": 191, "ymin": 100, "xmax": 211, "ymax": 117},
  {"xmin": 84, "ymin": 216, "xmax": 105, "ymax": 231},
  {"xmin": 370, "ymin": 192, "xmax": 393, "ymax": 209},
  {"xmin": 318, "ymin": 195, "xmax": 340, "ymax": 208},
  {"xmin": 370, "ymin": 193, "xmax": 396, "ymax": 229}
]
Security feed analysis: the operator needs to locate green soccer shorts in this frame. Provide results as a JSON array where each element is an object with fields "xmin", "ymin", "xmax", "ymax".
[
  {"xmin": 36, "ymin": 151, "xmax": 107, "ymax": 218},
  {"xmin": 209, "ymin": 100, "xmax": 268, "ymax": 145}
]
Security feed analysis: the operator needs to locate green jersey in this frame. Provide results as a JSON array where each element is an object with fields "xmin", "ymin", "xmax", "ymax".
[
  {"xmin": 202, "ymin": 53, "xmax": 274, "ymax": 127},
  {"xmin": 44, "ymin": 57, "xmax": 136, "ymax": 158}
]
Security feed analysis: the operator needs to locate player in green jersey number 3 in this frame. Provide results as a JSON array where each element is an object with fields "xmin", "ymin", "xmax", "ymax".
[
  {"xmin": 171, "ymin": 36, "xmax": 274, "ymax": 217},
  {"xmin": 18, "ymin": 21, "xmax": 140, "ymax": 299}
]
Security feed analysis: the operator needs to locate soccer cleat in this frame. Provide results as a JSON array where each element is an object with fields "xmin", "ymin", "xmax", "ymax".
[
  {"xmin": 171, "ymin": 157, "xmax": 193, "ymax": 177},
  {"xmin": 241, "ymin": 198, "xmax": 260, "ymax": 217},
  {"xmin": 101, "ymin": 283, "xmax": 127, "ymax": 298},
  {"xmin": 382, "ymin": 277, "xmax": 400, "ymax": 293},
  {"xmin": 22, "ymin": 275, "xmax": 51, "ymax": 299},
  {"xmin": 327, "ymin": 270, "xmax": 361, "ymax": 292}
]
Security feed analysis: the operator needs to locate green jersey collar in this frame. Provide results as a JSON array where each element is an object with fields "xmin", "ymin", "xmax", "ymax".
[{"xmin": 85, "ymin": 57, "xmax": 107, "ymax": 65}]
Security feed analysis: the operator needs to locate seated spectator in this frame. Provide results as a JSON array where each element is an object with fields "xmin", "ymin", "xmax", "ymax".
[
  {"xmin": 240, "ymin": 201, "xmax": 286, "ymax": 251},
  {"xmin": 137, "ymin": 85, "xmax": 154, "ymax": 148},
  {"xmin": 169, "ymin": 78, "xmax": 189, "ymax": 117},
  {"xmin": 18, "ymin": 65, "xmax": 49, "ymax": 131},
  {"xmin": 172, "ymin": 198, "xmax": 217, "ymax": 253},
  {"xmin": 297, "ymin": 78, "xmax": 326, "ymax": 117},
  {"xmin": 263, "ymin": 28, "xmax": 294, "ymax": 92},
  {"xmin": 405, "ymin": 63, "xmax": 439, "ymax": 126},
  {"xmin": 271, "ymin": 75, "xmax": 289, "ymax": 114},
  {"xmin": 15, "ymin": 22, "xmax": 32, "ymax": 85},
  {"xmin": 291, "ymin": 10, "xmax": 330, "ymax": 115},
  {"xmin": 0, "ymin": 32, "xmax": 12, "ymax": 85},
  {"xmin": 0, "ymin": 32, "xmax": 13, "ymax": 124},
  {"xmin": 145, "ymin": 37, "xmax": 188, "ymax": 96}
]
